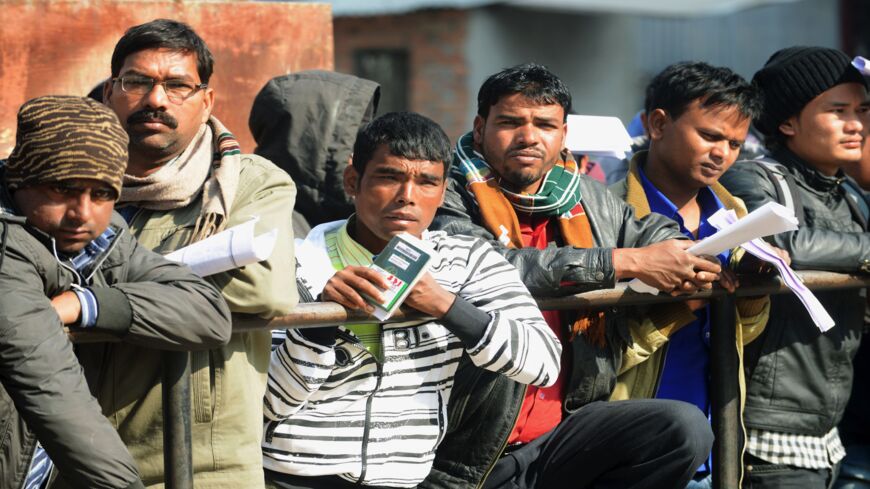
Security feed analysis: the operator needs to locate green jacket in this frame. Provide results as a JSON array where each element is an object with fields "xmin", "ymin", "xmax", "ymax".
[
  {"xmin": 66, "ymin": 153, "xmax": 298, "ymax": 489},
  {"xmin": 0, "ymin": 173, "xmax": 231, "ymax": 489},
  {"xmin": 608, "ymin": 153, "xmax": 770, "ymax": 485}
]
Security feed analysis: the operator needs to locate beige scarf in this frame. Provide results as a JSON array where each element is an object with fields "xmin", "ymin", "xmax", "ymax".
[{"xmin": 119, "ymin": 116, "xmax": 241, "ymax": 242}]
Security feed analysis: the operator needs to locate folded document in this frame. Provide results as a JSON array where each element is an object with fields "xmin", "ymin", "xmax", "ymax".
[{"xmin": 628, "ymin": 202, "xmax": 834, "ymax": 331}]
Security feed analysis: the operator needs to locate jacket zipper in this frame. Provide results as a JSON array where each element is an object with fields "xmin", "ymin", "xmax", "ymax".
[
  {"xmin": 332, "ymin": 329, "xmax": 384, "ymax": 485},
  {"xmin": 652, "ymin": 343, "xmax": 669, "ymax": 397},
  {"xmin": 358, "ymin": 360, "xmax": 383, "ymax": 484},
  {"xmin": 475, "ymin": 385, "xmax": 528, "ymax": 489}
]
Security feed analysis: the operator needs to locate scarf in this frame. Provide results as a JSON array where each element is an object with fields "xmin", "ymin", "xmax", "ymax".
[
  {"xmin": 453, "ymin": 132, "xmax": 606, "ymax": 346},
  {"xmin": 325, "ymin": 218, "xmax": 383, "ymax": 361},
  {"xmin": 118, "ymin": 116, "xmax": 241, "ymax": 243}
]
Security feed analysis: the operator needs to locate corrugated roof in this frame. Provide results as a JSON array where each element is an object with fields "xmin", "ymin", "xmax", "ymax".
[{"xmin": 295, "ymin": 0, "xmax": 798, "ymax": 17}]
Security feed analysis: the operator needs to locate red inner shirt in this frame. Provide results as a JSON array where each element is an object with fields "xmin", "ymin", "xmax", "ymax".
[{"xmin": 507, "ymin": 213, "xmax": 568, "ymax": 444}]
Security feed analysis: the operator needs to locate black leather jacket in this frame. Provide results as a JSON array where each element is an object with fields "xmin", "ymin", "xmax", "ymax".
[
  {"xmin": 720, "ymin": 149, "xmax": 869, "ymax": 436},
  {"xmin": 422, "ymin": 173, "xmax": 684, "ymax": 488}
]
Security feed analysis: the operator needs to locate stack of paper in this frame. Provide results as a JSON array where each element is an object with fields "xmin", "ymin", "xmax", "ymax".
[{"xmin": 565, "ymin": 114, "xmax": 634, "ymax": 160}]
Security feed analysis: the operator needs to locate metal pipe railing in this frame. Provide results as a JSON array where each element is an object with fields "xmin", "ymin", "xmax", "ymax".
[{"xmin": 68, "ymin": 270, "xmax": 870, "ymax": 489}]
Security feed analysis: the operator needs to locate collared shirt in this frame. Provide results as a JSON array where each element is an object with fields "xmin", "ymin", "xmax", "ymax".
[
  {"xmin": 506, "ymin": 213, "xmax": 566, "ymax": 445},
  {"xmin": 637, "ymin": 164, "xmax": 728, "ymax": 474}
]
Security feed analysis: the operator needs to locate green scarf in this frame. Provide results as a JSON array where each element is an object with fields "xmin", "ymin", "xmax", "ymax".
[{"xmin": 325, "ymin": 220, "xmax": 382, "ymax": 361}]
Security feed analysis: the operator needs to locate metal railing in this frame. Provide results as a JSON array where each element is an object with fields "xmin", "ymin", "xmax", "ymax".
[{"xmin": 69, "ymin": 270, "xmax": 870, "ymax": 489}]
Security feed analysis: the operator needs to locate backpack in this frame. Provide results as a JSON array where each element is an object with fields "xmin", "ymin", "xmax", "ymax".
[
  {"xmin": 754, "ymin": 158, "xmax": 806, "ymax": 227},
  {"xmin": 755, "ymin": 158, "xmax": 869, "ymax": 230}
]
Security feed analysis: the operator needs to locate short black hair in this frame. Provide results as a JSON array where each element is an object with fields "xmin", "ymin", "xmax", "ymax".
[
  {"xmin": 644, "ymin": 61, "xmax": 761, "ymax": 122},
  {"xmin": 111, "ymin": 19, "xmax": 214, "ymax": 84},
  {"xmin": 351, "ymin": 112, "xmax": 452, "ymax": 178},
  {"xmin": 477, "ymin": 63, "xmax": 572, "ymax": 121}
]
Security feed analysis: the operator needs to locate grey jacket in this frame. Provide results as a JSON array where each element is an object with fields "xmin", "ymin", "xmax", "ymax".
[
  {"xmin": 423, "ymin": 173, "xmax": 684, "ymax": 488},
  {"xmin": 0, "ymin": 177, "xmax": 232, "ymax": 488},
  {"xmin": 720, "ymin": 148, "xmax": 869, "ymax": 435}
]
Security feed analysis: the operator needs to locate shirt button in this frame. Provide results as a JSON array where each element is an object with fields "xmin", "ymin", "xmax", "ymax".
[
  {"xmin": 595, "ymin": 272, "xmax": 605, "ymax": 281},
  {"xmin": 538, "ymin": 392, "xmax": 546, "ymax": 399}
]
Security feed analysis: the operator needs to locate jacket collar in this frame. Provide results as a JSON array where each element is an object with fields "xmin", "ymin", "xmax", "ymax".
[
  {"xmin": 626, "ymin": 151, "xmax": 748, "ymax": 219},
  {"xmin": 771, "ymin": 147, "xmax": 847, "ymax": 193}
]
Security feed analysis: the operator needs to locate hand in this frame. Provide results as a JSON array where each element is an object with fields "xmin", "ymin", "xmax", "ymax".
[
  {"xmin": 614, "ymin": 239, "xmax": 721, "ymax": 294},
  {"xmin": 51, "ymin": 291, "xmax": 82, "ymax": 325},
  {"xmin": 321, "ymin": 266, "xmax": 390, "ymax": 313},
  {"xmin": 404, "ymin": 273, "xmax": 456, "ymax": 319},
  {"xmin": 769, "ymin": 246, "xmax": 791, "ymax": 267},
  {"xmin": 718, "ymin": 266, "xmax": 739, "ymax": 294}
]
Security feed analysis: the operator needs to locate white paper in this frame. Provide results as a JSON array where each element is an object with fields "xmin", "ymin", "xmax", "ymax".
[
  {"xmin": 165, "ymin": 217, "xmax": 278, "ymax": 277},
  {"xmin": 852, "ymin": 56, "xmax": 870, "ymax": 76},
  {"xmin": 710, "ymin": 211, "xmax": 835, "ymax": 332},
  {"xmin": 628, "ymin": 202, "xmax": 798, "ymax": 294},
  {"xmin": 565, "ymin": 115, "xmax": 633, "ymax": 160}
]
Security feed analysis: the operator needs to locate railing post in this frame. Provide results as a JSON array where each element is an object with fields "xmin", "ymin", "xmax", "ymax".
[
  {"xmin": 162, "ymin": 351, "xmax": 193, "ymax": 489},
  {"xmin": 710, "ymin": 294, "xmax": 740, "ymax": 489}
]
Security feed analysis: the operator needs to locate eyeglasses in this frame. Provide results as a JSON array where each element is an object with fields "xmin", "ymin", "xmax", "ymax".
[{"xmin": 112, "ymin": 75, "xmax": 208, "ymax": 104}]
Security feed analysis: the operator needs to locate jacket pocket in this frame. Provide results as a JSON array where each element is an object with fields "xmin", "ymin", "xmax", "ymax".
[{"xmin": 191, "ymin": 350, "xmax": 216, "ymax": 423}]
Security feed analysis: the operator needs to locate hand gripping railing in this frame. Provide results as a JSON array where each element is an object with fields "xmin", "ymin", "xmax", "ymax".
[{"xmin": 69, "ymin": 270, "xmax": 870, "ymax": 489}]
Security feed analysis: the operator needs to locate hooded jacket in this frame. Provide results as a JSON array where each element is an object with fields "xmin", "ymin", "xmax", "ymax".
[
  {"xmin": 249, "ymin": 70, "xmax": 380, "ymax": 227},
  {"xmin": 0, "ymin": 169, "xmax": 232, "ymax": 489}
]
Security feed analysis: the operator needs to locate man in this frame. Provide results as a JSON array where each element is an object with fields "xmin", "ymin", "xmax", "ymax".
[
  {"xmin": 425, "ymin": 63, "xmax": 716, "ymax": 489},
  {"xmin": 719, "ymin": 46, "xmax": 870, "ymax": 488},
  {"xmin": 0, "ymin": 95, "xmax": 231, "ymax": 488},
  {"xmin": 609, "ymin": 61, "xmax": 773, "ymax": 487},
  {"xmin": 263, "ymin": 112, "xmax": 561, "ymax": 489},
  {"xmin": 93, "ymin": 19, "xmax": 298, "ymax": 488}
]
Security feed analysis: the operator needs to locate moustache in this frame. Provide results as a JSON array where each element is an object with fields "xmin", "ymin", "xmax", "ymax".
[
  {"xmin": 127, "ymin": 110, "xmax": 178, "ymax": 129},
  {"xmin": 507, "ymin": 146, "xmax": 545, "ymax": 159}
]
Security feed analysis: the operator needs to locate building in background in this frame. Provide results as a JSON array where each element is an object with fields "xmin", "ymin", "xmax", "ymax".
[{"xmin": 299, "ymin": 0, "xmax": 849, "ymax": 141}]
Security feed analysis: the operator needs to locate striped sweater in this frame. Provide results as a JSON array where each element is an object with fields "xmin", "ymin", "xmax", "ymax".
[{"xmin": 263, "ymin": 220, "xmax": 561, "ymax": 487}]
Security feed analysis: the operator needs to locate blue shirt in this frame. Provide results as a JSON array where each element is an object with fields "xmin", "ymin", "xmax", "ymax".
[{"xmin": 637, "ymin": 164, "xmax": 729, "ymax": 473}]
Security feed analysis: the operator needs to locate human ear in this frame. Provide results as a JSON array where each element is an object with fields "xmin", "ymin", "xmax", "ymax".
[{"xmin": 647, "ymin": 109, "xmax": 669, "ymax": 140}]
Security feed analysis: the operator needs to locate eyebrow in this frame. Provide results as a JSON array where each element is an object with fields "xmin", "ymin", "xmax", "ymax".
[
  {"xmin": 120, "ymin": 69, "xmax": 195, "ymax": 81},
  {"xmin": 372, "ymin": 165, "xmax": 444, "ymax": 182}
]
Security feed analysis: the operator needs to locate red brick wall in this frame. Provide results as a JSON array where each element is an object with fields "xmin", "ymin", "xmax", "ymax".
[
  {"xmin": 334, "ymin": 9, "xmax": 469, "ymax": 141},
  {"xmin": 0, "ymin": 1, "xmax": 333, "ymax": 156}
]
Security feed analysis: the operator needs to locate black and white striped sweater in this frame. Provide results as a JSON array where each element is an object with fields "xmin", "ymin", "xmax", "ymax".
[{"xmin": 263, "ymin": 221, "xmax": 561, "ymax": 487}]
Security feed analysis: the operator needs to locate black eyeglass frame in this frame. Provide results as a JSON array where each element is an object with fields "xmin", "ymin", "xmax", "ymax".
[{"xmin": 111, "ymin": 76, "xmax": 209, "ymax": 104}]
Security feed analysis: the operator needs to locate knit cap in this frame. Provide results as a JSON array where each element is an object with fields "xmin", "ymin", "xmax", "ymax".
[
  {"xmin": 752, "ymin": 46, "xmax": 867, "ymax": 138},
  {"xmin": 6, "ymin": 95, "xmax": 129, "ymax": 197}
]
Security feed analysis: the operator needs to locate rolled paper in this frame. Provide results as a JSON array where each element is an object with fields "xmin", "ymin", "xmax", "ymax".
[{"xmin": 165, "ymin": 216, "xmax": 278, "ymax": 277}]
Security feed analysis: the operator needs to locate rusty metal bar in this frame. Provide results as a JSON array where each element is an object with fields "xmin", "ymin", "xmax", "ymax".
[
  {"xmin": 710, "ymin": 295, "xmax": 740, "ymax": 489},
  {"xmin": 66, "ymin": 270, "xmax": 869, "ymax": 489},
  {"xmin": 161, "ymin": 351, "xmax": 193, "ymax": 489}
]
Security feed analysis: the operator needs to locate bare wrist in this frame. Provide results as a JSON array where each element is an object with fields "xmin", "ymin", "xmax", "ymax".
[{"xmin": 613, "ymin": 248, "xmax": 639, "ymax": 280}]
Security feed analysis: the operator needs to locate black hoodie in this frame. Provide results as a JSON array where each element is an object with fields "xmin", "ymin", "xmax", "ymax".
[{"xmin": 249, "ymin": 71, "xmax": 380, "ymax": 229}]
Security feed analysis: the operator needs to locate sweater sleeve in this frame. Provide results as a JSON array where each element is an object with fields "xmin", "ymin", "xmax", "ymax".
[
  {"xmin": 455, "ymin": 239, "xmax": 562, "ymax": 387},
  {"xmin": 264, "ymin": 328, "xmax": 336, "ymax": 420}
]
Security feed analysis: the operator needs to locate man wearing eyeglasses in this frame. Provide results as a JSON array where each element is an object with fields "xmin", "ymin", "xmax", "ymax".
[{"xmin": 73, "ymin": 19, "xmax": 299, "ymax": 489}]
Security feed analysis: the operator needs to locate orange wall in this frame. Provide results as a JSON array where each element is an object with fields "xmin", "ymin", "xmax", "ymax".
[{"xmin": 0, "ymin": 1, "xmax": 333, "ymax": 157}]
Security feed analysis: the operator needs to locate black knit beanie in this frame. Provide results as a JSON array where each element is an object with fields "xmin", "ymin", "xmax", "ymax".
[{"xmin": 752, "ymin": 46, "xmax": 867, "ymax": 138}]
